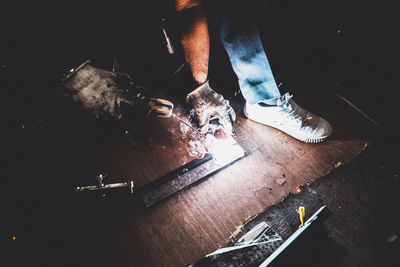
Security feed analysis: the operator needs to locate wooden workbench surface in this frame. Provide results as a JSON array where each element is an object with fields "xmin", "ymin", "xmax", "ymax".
[{"xmin": 74, "ymin": 88, "xmax": 372, "ymax": 267}]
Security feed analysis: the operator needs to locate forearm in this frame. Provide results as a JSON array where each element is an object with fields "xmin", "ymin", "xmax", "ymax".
[{"xmin": 175, "ymin": 0, "xmax": 209, "ymax": 85}]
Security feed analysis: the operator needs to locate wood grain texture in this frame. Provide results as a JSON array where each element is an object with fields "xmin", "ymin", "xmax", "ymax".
[{"xmin": 75, "ymin": 89, "xmax": 373, "ymax": 267}]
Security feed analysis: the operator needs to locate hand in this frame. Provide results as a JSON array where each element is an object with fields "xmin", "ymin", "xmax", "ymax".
[
  {"xmin": 61, "ymin": 60, "xmax": 142, "ymax": 118},
  {"xmin": 186, "ymin": 80, "xmax": 236, "ymax": 134}
]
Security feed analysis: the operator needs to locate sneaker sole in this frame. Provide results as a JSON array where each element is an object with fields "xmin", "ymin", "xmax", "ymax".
[{"xmin": 243, "ymin": 105, "xmax": 329, "ymax": 144}]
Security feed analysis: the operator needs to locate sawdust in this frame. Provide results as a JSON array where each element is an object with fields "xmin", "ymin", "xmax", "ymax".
[
  {"xmin": 188, "ymin": 140, "xmax": 207, "ymax": 157},
  {"xmin": 229, "ymin": 224, "xmax": 244, "ymax": 240},
  {"xmin": 168, "ymin": 109, "xmax": 208, "ymax": 158},
  {"xmin": 180, "ymin": 122, "xmax": 198, "ymax": 140},
  {"xmin": 335, "ymin": 161, "xmax": 343, "ymax": 168}
]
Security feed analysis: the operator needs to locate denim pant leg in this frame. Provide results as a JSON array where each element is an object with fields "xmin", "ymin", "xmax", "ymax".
[{"xmin": 206, "ymin": 0, "xmax": 281, "ymax": 104}]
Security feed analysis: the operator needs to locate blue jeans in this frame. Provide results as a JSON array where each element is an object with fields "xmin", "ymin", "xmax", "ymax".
[{"xmin": 206, "ymin": 0, "xmax": 281, "ymax": 104}]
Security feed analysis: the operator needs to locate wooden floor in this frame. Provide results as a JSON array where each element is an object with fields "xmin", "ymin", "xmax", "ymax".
[{"xmin": 73, "ymin": 85, "xmax": 373, "ymax": 266}]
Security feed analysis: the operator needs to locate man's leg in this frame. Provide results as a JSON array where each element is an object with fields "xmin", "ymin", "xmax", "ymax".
[
  {"xmin": 207, "ymin": 0, "xmax": 281, "ymax": 105},
  {"xmin": 207, "ymin": 0, "xmax": 332, "ymax": 143}
]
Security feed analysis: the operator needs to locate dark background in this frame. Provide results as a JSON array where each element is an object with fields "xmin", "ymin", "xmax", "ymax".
[{"xmin": 2, "ymin": 0, "xmax": 400, "ymax": 266}]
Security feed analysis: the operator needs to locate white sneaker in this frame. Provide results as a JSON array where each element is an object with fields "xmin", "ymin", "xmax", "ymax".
[{"xmin": 244, "ymin": 93, "xmax": 332, "ymax": 143}]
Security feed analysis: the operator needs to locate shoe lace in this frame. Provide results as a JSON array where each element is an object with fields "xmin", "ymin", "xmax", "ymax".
[{"xmin": 277, "ymin": 93, "xmax": 310, "ymax": 125}]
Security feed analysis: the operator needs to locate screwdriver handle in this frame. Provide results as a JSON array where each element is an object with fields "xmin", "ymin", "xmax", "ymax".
[{"xmin": 147, "ymin": 98, "xmax": 174, "ymax": 118}]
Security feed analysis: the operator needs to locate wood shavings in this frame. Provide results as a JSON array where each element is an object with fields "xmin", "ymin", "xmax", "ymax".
[
  {"xmin": 275, "ymin": 178, "xmax": 286, "ymax": 186},
  {"xmin": 229, "ymin": 224, "xmax": 244, "ymax": 240},
  {"xmin": 335, "ymin": 161, "xmax": 342, "ymax": 168}
]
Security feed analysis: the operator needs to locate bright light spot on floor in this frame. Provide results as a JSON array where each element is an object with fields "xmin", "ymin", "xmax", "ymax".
[{"xmin": 205, "ymin": 134, "xmax": 245, "ymax": 166}]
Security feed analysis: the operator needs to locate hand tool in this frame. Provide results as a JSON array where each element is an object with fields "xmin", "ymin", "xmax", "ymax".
[{"xmin": 75, "ymin": 174, "xmax": 134, "ymax": 195}]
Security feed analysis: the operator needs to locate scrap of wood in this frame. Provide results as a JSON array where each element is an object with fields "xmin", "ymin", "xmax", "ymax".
[
  {"xmin": 334, "ymin": 161, "xmax": 343, "ymax": 168},
  {"xmin": 275, "ymin": 178, "xmax": 287, "ymax": 186},
  {"xmin": 230, "ymin": 224, "xmax": 244, "ymax": 240}
]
